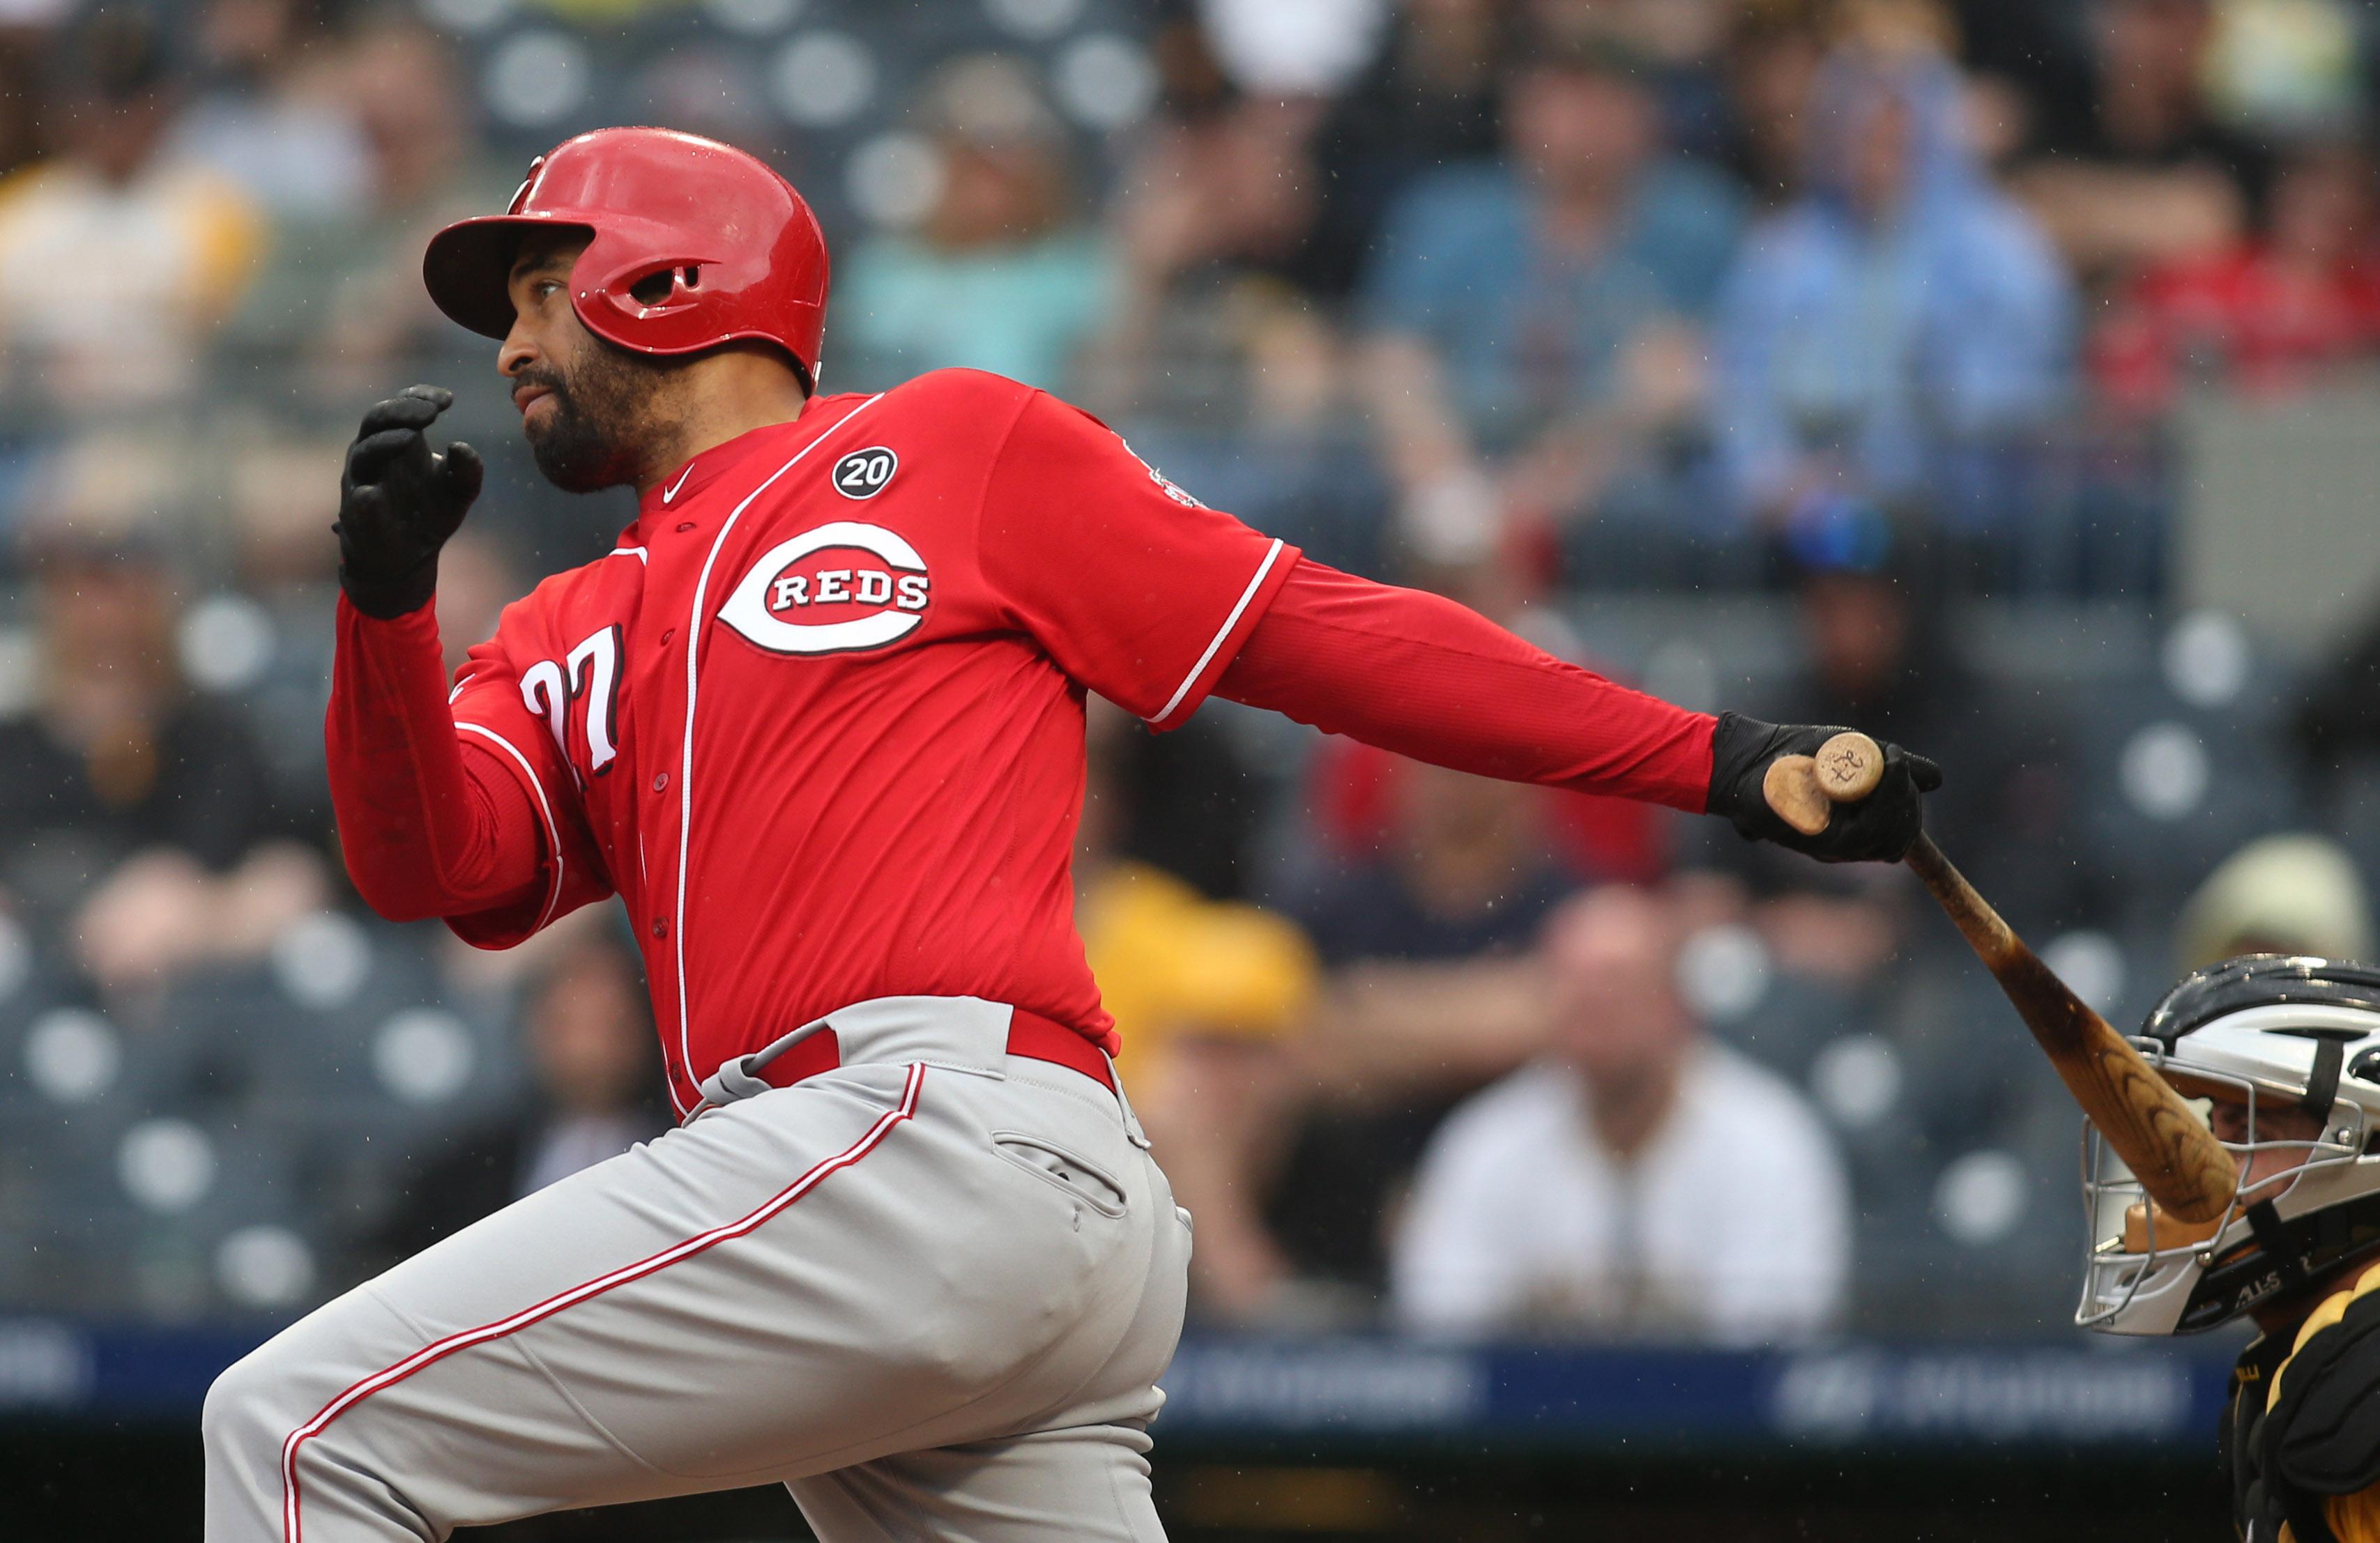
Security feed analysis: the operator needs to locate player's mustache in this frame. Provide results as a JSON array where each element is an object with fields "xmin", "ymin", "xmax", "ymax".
[{"xmin": 514, "ymin": 367, "xmax": 572, "ymax": 413}]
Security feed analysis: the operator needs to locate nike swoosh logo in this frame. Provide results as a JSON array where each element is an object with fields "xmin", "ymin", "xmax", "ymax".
[{"xmin": 662, "ymin": 464, "xmax": 694, "ymax": 503}]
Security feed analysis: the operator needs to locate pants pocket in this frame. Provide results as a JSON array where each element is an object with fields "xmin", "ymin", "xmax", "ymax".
[{"xmin": 991, "ymin": 1132, "xmax": 1129, "ymax": 1219}]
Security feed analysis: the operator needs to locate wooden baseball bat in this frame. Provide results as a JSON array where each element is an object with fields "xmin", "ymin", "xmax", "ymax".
[{"xmin": 1764, "ymin": 733, "xmax": 2239, "ymax": 1225}]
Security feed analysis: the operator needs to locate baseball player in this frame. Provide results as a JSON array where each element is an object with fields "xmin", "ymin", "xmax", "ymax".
[
  {"xmin": 2084, "ymin": 955, "xmax": 2380, "ymax": 1542},
  {"xmin": 199, "ymin": 128, "xmax": 1937, "ymax": 1542}
]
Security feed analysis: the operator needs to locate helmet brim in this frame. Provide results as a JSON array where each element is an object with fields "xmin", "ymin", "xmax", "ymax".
[{"xmin": 422, "ymin": 213, "xmax": 596, "ymax": 341}]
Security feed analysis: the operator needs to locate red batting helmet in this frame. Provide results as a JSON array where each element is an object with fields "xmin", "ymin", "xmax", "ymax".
[{"xmin": 422, "ymin": 127, "xmax": 830, "ymax": 388}]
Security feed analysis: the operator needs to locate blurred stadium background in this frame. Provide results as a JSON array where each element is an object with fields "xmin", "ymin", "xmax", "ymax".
[{"xmin": 6, "ymin": 0, "xmax": 2380, "ymax": 1535}]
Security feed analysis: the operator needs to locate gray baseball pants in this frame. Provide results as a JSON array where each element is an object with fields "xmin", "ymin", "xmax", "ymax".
[{"xmin": 201, "ymin": 997, "xmax": 1193, "ymax": 1541}]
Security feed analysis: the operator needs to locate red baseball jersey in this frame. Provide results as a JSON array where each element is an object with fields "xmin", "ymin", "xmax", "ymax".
[{"xmin": 443, "ymin": 369, "xmax": 1297, "ymax": 1114}]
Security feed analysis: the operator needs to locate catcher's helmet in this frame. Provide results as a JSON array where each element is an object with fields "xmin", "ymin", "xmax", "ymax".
[
  {"xmin": 2082, "ymin": 955, "xmax": 2380, "ymax": 1335},
  {"xmin": 422, "ymin": 127, "xmax": 830, "ymax": 389}
]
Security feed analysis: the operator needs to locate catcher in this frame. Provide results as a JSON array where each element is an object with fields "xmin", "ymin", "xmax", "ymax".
[{"xmin": 2085, "ymin": 953, "xmax": 2380, "ymax": 1542}]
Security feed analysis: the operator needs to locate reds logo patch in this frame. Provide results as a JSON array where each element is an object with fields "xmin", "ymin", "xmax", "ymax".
[{"xmin": 716, "ymin": 521, "xmax": 931, "ymax": 657}]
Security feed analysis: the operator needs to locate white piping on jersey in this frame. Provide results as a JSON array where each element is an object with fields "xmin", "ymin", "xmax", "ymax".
[
  {"xmin": 1146, "ymin": 537, "xmax": 1285, "ymax": 726},
  {"xmin": 661, "ymin": 463, "xmax": 695, "ymax": 504},
  {"xmin": 673, "ymin": 393, "xmax": 887, "ymax": 1105},
  {"xmin": 610, "ymin": 546, "xmax": 649, "ymax": 564},
  {"xmin": 455, "ymin": 722, "xmax": 567, "ymax": 934}
]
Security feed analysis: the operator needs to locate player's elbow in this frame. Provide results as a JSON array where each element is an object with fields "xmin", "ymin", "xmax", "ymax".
[
  {"xmin": 340, "ymin": 857, "xmax": 454, "ymax": 925},
  {"xmin": 350, "ymin": 880, "xmax": 448, "ymax": 926},
  {"xmin": 334, "ymin": 828, "xmax": 453, "ymax": 923}
]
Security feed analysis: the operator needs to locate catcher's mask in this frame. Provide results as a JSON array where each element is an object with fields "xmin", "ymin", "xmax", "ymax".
[{"xmin": 2082, "ymin": 955, "xmax": 2380, "ymax": 1335}]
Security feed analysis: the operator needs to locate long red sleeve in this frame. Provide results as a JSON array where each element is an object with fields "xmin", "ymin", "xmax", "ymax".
[
  {"xmin": 1216, "ymin": 558, "xmax": 1716, "ymax": 812},
  {"xmin": 325, "ymin": 596, "xmax": 547, "ymax": 923}
]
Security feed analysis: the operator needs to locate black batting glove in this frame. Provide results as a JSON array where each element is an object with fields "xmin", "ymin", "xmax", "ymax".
[
  {"xmin": 1705, "ymin": 712, "xmax": 1942, "ymax": 863},
  {"xmin": 335, "ymin": 385, "xmax": 484, "ymax": 620}
]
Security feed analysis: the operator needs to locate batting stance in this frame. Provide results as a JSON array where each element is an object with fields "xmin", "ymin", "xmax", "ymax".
[
  {"xmin": 201, "ymin": 128, "xmax": 1937, "ymax": 1541},
  {"xmin": 2084, "ymin": 955, "xmax": 2380, "ymax": 1542}
]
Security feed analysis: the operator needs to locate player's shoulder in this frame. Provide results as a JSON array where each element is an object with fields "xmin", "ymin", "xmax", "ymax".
[
  {"xmin": 876, "ymin": 366, "xmax": 1044, "ymax": 422},
  {"xmin": 872, "ymin": 367, "xmax": 1134, "ymax": 448},
  {"xmin": 2265, "ymin": 1261, "xmax": 2380, "ymax": 1498}
]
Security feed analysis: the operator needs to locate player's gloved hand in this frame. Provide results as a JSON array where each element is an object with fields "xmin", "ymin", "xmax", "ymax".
[
  {"xmin": 1705, "ymin": 712, "xmax": 1942, "ymax": 863},
  {"xmin": 335, "ymin": 385, "xmax": 484, "ymax": 619}
]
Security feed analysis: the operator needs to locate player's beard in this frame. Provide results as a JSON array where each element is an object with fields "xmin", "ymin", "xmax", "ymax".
[{"xmin": 519, "ymin": 341, "xmax": 686, "ymax": 494}]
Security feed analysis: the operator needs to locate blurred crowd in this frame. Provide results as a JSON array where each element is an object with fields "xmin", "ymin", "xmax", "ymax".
[{"xmin": 8, "ymin": 0, "xmax": 2380, "ymax": 1346}]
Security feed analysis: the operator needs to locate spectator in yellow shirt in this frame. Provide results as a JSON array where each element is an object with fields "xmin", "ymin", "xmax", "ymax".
[{"xmin": 0, "ymin": 10, "xmax": 262, "ymax": 410}]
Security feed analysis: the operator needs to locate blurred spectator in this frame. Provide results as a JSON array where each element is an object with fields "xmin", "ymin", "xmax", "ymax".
[
  {"xmin": 238, "ymin": 16, "xmax": 504, "ymax": 373},
  {"xmin": 0, "ymin": 525, "xmax": 323, "ymax": 999},
  {"xmin": 162, "ymin": 0, "xmax": 369, "ymax": 224},
  {"xmin": 1360, "ymin": 34, "xmax": 1744, "ymax": 543},
  {"xmin": 1712, "ymin": 42, "xmax": 2073, "ymax": 519},
  {"xmin": 1391, "ymin": 884, "xmax": 1849, "ymax": 1342},
  {"xmin": 1720, "ymin": 3, "xmax": 1828, "ymax": 205},
  {"xmin": 2091, "ymin": 139, "xmax": 2380, "ymax": 415},
  {"xmin": 1080, "ymin": 700, "xmax": 1309, "ymax": 1319},
  {"xmin": 0, "ymin": 6, "xmax": 263, "ymax": 409},
  {"xmin": 630, "ymin": 45, "xmax": 781, "ymax": 158},
  {"xmin": 221, "ymin": 427, "xmax": 347, "ymax": 592},
  {"xmin": 2296, "ymin": 595, "xmax": 2380, "ymax": 832},
  {"xmin": 1294, "ymin": 761, "xmax": 1571, "ymax": 965},
  {"xmin": 1532, "ymin": 0, "xmax": 1741, "ymax": 160},
  {"xmin": 1730, "ymin": 498, "xmax": 2078, "ymax": 958},
  {"xmin": 1309, "ymin": 732, "xmax": 1669, "ymax": 893},
  {"xmin": 1264, "ymin": 764, "xmax": 1574, "ymax": 1294},
  {"xmin": 1084, "ymin": 693, "xmax": 1265, "ymax": 903},
  {"xmin": 369, "ymin": 931, "xmax": 669, "ymax": 1270},
  {"xmin": 1083, "ymin": 859, "xmax": 1319, "ymax": 1322},
  {"xmin": 1302, "ymin": 0, "xmax": 1511, "ymax": 298},
  {"xmin": 0, "ymin": 8, "xmax": 52, "ymax": 179},
  {"xmin": 1091, "ymin": 88, "xmax": 1343, "ymax": 429},
  {"xmin": 2174, "ymin": 833, "xmax": 2374, "ymax": 972},
  {"xmin": 839, "ymin": 56, "xmax": 1111, "ymax": 393},
  {"xmin": 432, "ymin": 528, "xmax": 528, "ymax": 678},
  {"xmin": 2015, "ymin": 0, "xmax": 2271, "ymax": 274}
]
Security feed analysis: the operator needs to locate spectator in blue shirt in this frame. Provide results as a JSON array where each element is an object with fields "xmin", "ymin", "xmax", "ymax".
[
  {"xmin": 1358, "ymin": 35, "xmax": 1746, "ymax": 555},
  {"xmin": 839, "ymin": 56, "xmax": 1113, "ymax": 393},
  {"xmin": 1711, "ymin": 44, "xmax": 2075, "ymax": 521}
]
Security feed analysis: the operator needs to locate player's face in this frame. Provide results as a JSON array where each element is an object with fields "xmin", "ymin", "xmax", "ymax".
[
  {"xmin": 499, "ymin": 231, "xmax": 680, "ymax": 494},
  {"xmin": 2209, "ymin": 1096, "xmax": 2332, "ymax": 1204}
]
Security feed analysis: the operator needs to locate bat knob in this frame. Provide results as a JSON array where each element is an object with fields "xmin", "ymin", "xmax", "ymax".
[
  {"xmin": 1815, "ymin": 732, "xmax": 1884, "ymax": 802},
  {"xmin": 1760, "ymin": 732, "xmax": 1889, "ymax": 838}
]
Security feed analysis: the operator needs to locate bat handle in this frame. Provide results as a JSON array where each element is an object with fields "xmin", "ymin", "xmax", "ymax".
[
  {"xmin": 1902, "ymin": 831, "xmax": 2240, "ymax": 1225},
  {"xmin": 1903, "ymin": 831, "xmax": 2017, "ymax": 969}
]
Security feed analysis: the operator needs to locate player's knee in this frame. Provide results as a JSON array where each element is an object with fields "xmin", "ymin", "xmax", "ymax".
[{"xmin": 203, "ymin": 1339, "xmax": 300, "ymax": 1468}]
